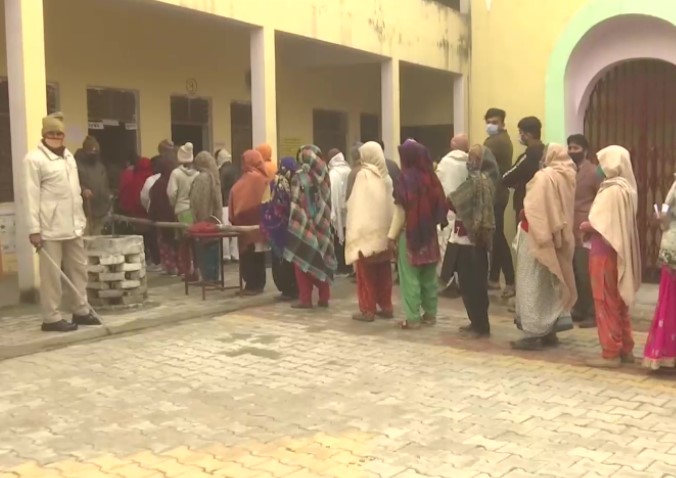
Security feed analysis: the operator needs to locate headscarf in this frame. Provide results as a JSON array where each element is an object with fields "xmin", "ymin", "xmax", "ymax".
[
  {"xmin": 190, "ymin": 152, "xmax": 223, "ymax": 223},
  {"xmin": 523, "ymin": 143, "xmax": 578, "ymax": 310},
  {"xmin": 436, "ymin": 149, "xmax": 468, "ymax": 197},
  {"xmin": 228, "ymin": 150, "xmax": 269, "ymax": 250},
  {"xmin": 394, "ymin": 139, "xmax": 449, "ymax": 255},
  {"xmin": 256, "ymin": 143, "xmax": 278, "ymax": 180},
  {"xmin": 283, "ymin": 145, "xmax": 337, "ymax": 282},
  {"xmin": 345, "ymin": 142, "xmax": 394, "ymax": 265},
  {"xmin": 589, "ymin": 145, "xmax": 641, "ymax": 307},
  {"xmin": 328, "ymin": 151, "xmax": 352, "ymax": 243},
  {"xmin": 261, "ymin": 157, "xmax": 298, "ymax": 257},
  {"xmin": 449, "ymin": 145, "xmax": 496, "ymax": 250},
  {"xmin": 215, "ymin": 149, "xmax": 232, "ymax": 169}
]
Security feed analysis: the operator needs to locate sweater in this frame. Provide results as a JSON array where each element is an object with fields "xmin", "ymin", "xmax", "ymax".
[
  {"xmin": 167, "ymin": 166, "xmax": 198, "ymax": 215},
  {"xmin": 501, "ymin": 141, "xmax": 545, "ymax": 214},
  {"xmin": 484, "ymin": 131, "xmax": 514, "ymax": 206}
]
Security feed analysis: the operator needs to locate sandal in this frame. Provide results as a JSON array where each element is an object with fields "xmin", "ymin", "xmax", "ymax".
[
  {"xmin": 376, "ymin": 310, "xmax": 394, "ymax": 319},
  {"xmin": 399, "ymin": 320, "xmax": 421, "ymax": 330},
  {"xmin": 421, "ymin": 314, "xmax": 437, "ymax": 326},
  {"xmin": 352, "ymin": 312, "xmax": 375, "ymax": 322}
]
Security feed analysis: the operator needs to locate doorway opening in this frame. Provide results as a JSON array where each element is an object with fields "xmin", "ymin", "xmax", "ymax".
[
  {"xmin": 171, "ymin": 96, "xmax": 211, "ymax": 153},
  {"xmin": 313, "ymin": 109, "xmax": 347, "ymax": 157},
  {"xmin": 86, "ymin": 87, "xmax": 139, "ymax": 191},
  {"xmin": 360, "ymin": 113, "xmax": 380, "ymax": 143},
  {"xmin": 584, "ymin": 59, "xmax": 676, "ymax": 281},
  {"xmin": 230, "ymin": 102, "xmax": 253, "ymax": 171}
]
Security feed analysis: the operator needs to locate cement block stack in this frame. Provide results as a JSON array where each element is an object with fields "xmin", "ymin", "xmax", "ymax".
[{"xmin": 84, "ymin": 235, "xmax": 148, "ymax": 309}]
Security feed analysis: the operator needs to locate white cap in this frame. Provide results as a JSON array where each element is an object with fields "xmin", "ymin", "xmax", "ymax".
[{"xmin": 177, "ymin": 142, "xmax": 194, "ymax": 164}]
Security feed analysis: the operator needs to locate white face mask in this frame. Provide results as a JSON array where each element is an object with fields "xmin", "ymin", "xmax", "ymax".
[
  {"xmin": 485, "ymin": 124, "xmax": 500, "ymax": 136},
  {"xmin": 44, "ymin": 137, "xmax": 64, "ymax": 149}
]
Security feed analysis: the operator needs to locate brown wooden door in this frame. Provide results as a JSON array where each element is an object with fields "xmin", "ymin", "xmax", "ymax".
[{"xmin": 584, "ymin": 60, "xmax": 676, "ymax": 282}]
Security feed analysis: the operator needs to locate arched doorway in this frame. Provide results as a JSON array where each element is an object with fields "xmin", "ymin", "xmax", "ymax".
[{"xmin": 584, "ymin": 59, "xmax": 676, "ymax": 281}]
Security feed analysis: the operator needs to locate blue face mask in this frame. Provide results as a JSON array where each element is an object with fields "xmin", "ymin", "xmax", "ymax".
[
  {"xmin": 596, "ymin": 165, "xmax": 606, "ymax": 179},
  {"xmin": 485, "ymin": 124, "xmax": 500, "ymax": 136}
]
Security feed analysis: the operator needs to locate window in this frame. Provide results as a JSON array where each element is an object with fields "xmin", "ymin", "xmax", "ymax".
[
  {"xmin": 0, "ymin": 80, "xmax": 59, "ymax": 203},
  {"xmin": 171, "ymin": 96, "xmax": 211, "ymax": 154},
  {"xmin": 313, "ymin": 110, "xmax": 348, "ymax": 157},
  {"xmin": 360, "ymin": 114, "xmax": 380, "ymax": 143}
]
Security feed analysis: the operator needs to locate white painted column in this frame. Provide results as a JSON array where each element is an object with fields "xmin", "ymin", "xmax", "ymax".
[
  {"xmin": 381, "ymin": 58, "xmax": 401, "ymax": 164},
  {"xmin": 453, "ymin": 74, "xmax": 467, "ymax": 135},
  {"xmin": 5, "ymin": 0, "xmax": 46, "ymax": 303},
  {"xmin": 250, "ymin": 27, "xmax": 278, "ymax": 158}
]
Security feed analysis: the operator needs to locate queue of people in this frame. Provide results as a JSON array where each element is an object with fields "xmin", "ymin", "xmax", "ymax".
[{"xmin": 25, "ymin": 111, "xmax": 675, "ymax": 374}]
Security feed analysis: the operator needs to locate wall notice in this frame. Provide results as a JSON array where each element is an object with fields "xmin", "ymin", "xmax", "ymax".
[
  {"xmin": 280, "ymin": 138, "xmax": 302, "ymax": 159},
  {"xmin": 0, "ymin": 205, "xmax": 16, "ymax": 275}
]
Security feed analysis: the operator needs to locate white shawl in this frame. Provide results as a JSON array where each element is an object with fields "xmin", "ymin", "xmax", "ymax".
[
  {"xmin": 345, "ymin": 142, "xmax": 394, "ymax": 265},
  {"xmin": 328, "ymin": 152, "xmax": 351, "ymax": 243}
]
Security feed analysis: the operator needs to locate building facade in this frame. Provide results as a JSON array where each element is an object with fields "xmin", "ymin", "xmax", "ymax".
[
  {"xmin": 470, "ymin": 0, "xmax": 676, "ymax": 280},
  {"xmin": 1, "ymin": 0, "xmax": 468, "ymax": 305}
]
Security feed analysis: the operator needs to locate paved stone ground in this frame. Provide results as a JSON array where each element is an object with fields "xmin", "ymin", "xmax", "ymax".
[{"xmin": 1, "ymin": 277, "xmax": 675, "ymax": 478}]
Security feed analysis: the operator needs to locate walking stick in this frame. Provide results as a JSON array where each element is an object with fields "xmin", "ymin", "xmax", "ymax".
[{"xmin": 36, "ymin": 245, "xmax": 103, "ymax": 323}]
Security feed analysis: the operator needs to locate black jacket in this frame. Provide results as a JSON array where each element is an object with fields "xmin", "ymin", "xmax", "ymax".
[
  {"xmin": 219, "ymin": 162, "xmax": 239, "ymax": 207},
  {"xmin": 501, "ymin": 142, "xmax": 545, "ymax": 214}
]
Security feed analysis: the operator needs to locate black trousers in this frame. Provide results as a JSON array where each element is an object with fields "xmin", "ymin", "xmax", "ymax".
[
  {"xmin": 272, "ymin": 256, "xmax": 298, "ymax": 298},
  {"xmin": 333, "ymin": 229, "xmax": 349, "ymax": 274},
  {"xmin": 457, "ymin": 244, "xmax": 490, "ymax": 334},
  {"xmin": 489, "ymin": 201, "xmax": 515, "ymax": 285},
  {"xmin": 572, "ymin": 246, "xmax": 595, "ymax": 322},
  {"xmin": 240, "ymin": 246, "xmax": 267, "ymax": 291}
]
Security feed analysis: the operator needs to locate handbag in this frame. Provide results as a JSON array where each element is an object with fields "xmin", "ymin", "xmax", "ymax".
[{"xmin": 658, "ymin": 221, "xmax": 676, "ymax": 269}]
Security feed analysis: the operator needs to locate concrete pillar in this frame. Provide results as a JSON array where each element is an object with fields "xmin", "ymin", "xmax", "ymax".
[
  {"xmin": 250, "ymin": 27, "xmax": 278, "ymax": 158},
  {"xmin": 5, "ymin": 0, "xmax": 47, "ymax": 303},
  {"xmin": 381, "ymin": 58, "xmax": 401, "ymax": 164},
  {"xmin": 453, "ymin": 74, "xmax": 467, "ymax": 135}
]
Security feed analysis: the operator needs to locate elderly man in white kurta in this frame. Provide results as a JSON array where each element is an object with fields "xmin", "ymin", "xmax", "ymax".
[{"xmin": 26, "ymin": 113, "xmax": 101, "ymax": 332}]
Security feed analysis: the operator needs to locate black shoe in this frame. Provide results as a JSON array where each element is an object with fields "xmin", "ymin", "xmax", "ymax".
[
  {"xmin": 578, "ymin": 319, "xmax": 597, "ymax": 329},
  {"xmin": 72, "ymin": 313, "xmax": 102, "ymax": 326},
  {"xmin": 510, "ymin": 338, "xmax": 543, "ymax": 351},
  {"xmin": 42, "ymin": 320, "xmax": 78, "ymax": 332},
  {"xmin": 317, "ymin": 301, "xmax": 329, "ymax": 308},
  {"xmin": 459, "ymin": 325, "xmax": 490, "ymax": 338},
  {"xmin": 541, "ymin": 333, "xmax": 559, "ymax": 347}
]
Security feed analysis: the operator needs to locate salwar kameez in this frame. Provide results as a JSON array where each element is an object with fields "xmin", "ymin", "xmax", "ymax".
[
  {"xmin": 589, "ymin": 241, "xmax": 634, "ymax": 360},
  {"xmin": 643, "ymin": 266, "xmax": 676, "ymax": 370},
  {"xmin": 397, "ymin": 235, "xmax": 438, "ymax": 323},
  {"xmin": 356, "ymin": 259, "xmax": 393, "ymax": 316},
  {"xmin": 294, "ymin": 264, "xmax": 330, "ymax": 306}
]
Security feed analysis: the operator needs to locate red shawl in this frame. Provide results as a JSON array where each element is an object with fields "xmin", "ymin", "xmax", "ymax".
[{"xmin": 119, "ymin": 157, "xmax": 153, "ymax": 218}]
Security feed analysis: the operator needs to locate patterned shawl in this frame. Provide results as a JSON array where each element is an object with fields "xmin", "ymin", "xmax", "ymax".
[
  {"xmin": 261, "ymin": 157, "xmax": 298, "ymax": 257},
  {"xmin": 394, "ymin": 139, "xmax": 449, "ymax": 254},
  {"xmin": 450, "ymin": 145, "xmax": 496, "ymax": 250},
  {"xmin": 283, "ymin": 145, "xmax": 337, "ymax": 282}
]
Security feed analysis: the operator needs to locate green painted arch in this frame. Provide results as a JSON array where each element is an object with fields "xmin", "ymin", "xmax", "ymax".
[{"xmin": 544, "ymin": 0, "xmax": 676, "ymax": 142}]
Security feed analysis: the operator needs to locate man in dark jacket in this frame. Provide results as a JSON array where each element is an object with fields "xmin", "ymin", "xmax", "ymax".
[
  {"xmin": 216, "ymin": 149, "xmax": 240, "ymax": 262},
  {"xmin": 75, "ymin": 136, "xmax": 111, "ymax": 235},
  {"xmin": 484, "ymin": 108, "xmax": 516, "ymax": 297},
  {"xmin": 501, "ymin": 116, "xmax": 545, "ymax": 226}
]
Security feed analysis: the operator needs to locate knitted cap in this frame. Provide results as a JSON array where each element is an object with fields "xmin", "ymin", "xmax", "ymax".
[
  {"xmin": 177, "ymin": 142, "xmax": 194, "ymax": 164},
  {"xmin": 41, "ymin": 112, "xmax": 65, "ymax": 136},
  {"xmin": 158, "ymin": 139, "xmax": 174, "ymax": 155},
  {"xmin": 82, "ymin": 135, "xmax": 100, "ymax": 153},
  {"xmin": 216, "ymin": 149, "xmax": 232, "ymax": 168}
]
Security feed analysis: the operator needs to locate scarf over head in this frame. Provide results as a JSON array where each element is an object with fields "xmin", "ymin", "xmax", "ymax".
[
  {"xmin": 260, "ymin": 157, "xmax": 298, "ymax": 257},
  {"xmin": 190, "ymin": 151, "xmax": 223, "ymax": 223},
  {"xmin": 394, "ymin": 139, "xmax": 449, "ymax": 254},
  {"xmin": 523, "ymin": 143, "xmax": 578, "ymax": 310},
  {"xmin": 449, "ymin": 145, "xmax": 496, "ymax": 250},
  {"xmin": 256, "ymin": 143, "xmax": 278, "ymax": 180},
  {"xmin": 437, "ymin": 149, "xmax": 469, "ymax": 197},
  {"xmin": 345, "ymin": 142, "xmax": 395, "ymax": 265},
  {"xmin": 228, "ymin": 149, "xmax": 269, "ymax": 250},
  {"xmin": 589, "ymin": 145, "xmax": 641, "ymax": 307},
  {"xmin": 283, "ymin": 145, "xmax": 337, "ymax": 282},
  {"xmin": 328, "ymin": 151, "xmax": 352, "ymax": 243}
]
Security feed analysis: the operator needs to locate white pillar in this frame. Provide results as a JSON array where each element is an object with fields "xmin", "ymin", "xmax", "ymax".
[
  {"xmin": 381, "ymin": 58, "xmax": 401, "ymax": 164},
  {"xmin": 453, "ymin": 74, "xmax": 467, "ymax": 135},
  {"xmin": 5, "ymin": 0, "xmax": 46, "ymax": 303},
  {"xmin": 250, "ymin": 27, "xmax": 278, "ymax": 158}
]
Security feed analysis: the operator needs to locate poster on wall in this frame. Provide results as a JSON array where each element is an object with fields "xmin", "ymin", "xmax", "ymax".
[
  {"xmin": 0, "ymin": 205, "xmax": 17, "ymax": 275},
  {"xmin": 280, "ymin": 138, "xmax": 302, "ymax": 159}
]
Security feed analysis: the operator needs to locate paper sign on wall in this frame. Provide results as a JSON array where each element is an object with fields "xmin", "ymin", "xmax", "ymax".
[
  {"xmin": 280, "ymin": 138, "xmax": 302, "ymax": 159},
  {"xmin": 88, "ymin": 121, "xmax": 104, "ymax": 130}
]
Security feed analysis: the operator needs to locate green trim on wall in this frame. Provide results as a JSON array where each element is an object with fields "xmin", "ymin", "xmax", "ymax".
[{"xmin": 544, "ymin": 0, "xmax": 676, "ymax": 142}]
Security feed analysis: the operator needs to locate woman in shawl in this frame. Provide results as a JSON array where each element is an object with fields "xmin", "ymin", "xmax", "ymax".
[
  {"xmin": 509, "ymin": 144, "xmax": 575, "ymax": 349},
  {"xmin": 190, "ymin": 151, "xmax": 223, "ymax": 282},
  {"xmin": 260, "ymin": 157, "xmax": 299, "ymax": 301},
  {"xmin": 643, "ymin": 174, "xmax": 676, "ymax": 370},
  {"xmin": 449, "ymin": 144, "xmax": 496, "ymax": 338},
  {"xmin": 229, "ymin": 150, "xmax": 270, "ymax": 295},
  {"xmin": 328, "ymin": 149, "xmax": 352, "ymax": 275},
  {"xmin": 346, "ymin": 142, "xmax": 395, "ymax": 322},
  {"xmin": 511, "ymin": 144, "xmax": 576, "ymax": 350},
  {"xmin": 256, "ymin": 143, "xmax": 278, "ymax": 181},
  {"xmin": 284, "ymin": 145, "xmax": 337, "ymax": 309},
  {"xmin": 582, "ymin": 145, "xmax": 641, "ymax": 368},
  {"xmin": 149, "ymin": 156, "xmax": 179, "ymax": 275},
  {"xmin": 388, "ymin": 139, "xmax": 449, "ymax": 329}
]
